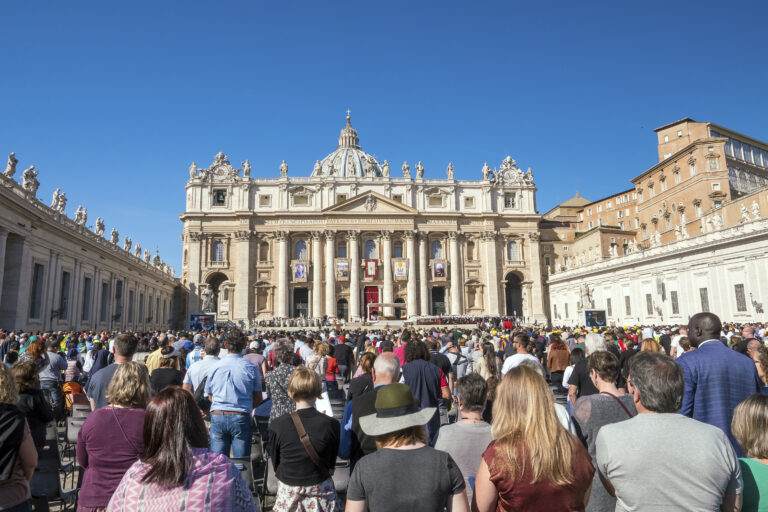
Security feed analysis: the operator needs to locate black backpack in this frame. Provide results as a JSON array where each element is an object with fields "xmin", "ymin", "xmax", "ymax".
[{"xmin": 194, "ymin": 376, "xmax": 211, "ymax": 414}]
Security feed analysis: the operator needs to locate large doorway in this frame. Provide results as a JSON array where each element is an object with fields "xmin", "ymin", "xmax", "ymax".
[
  {"xmin": 336, "ymin": 298, "xmax": 348, "ymax": 321},
  {"xmin": 364, "ymin": 286, "xmax": 379, "ymax": 320},
  {"xmin": 431, "ymin": 287, "xmax": 446, "ymax": 316},
  {"xmin": 293, "ymin": 287, "xmax": 309, "ymax": 317},
  {"xmin": 205, "ymin": 272, "xmax": 228, "ymax": 314},
  {"xmin": 394, "ymin": 298, "xmax": 406, "ymax": 319},
  {"xmin": 505, "ymin": 273, "xmax": 523, "ymax": 317}
]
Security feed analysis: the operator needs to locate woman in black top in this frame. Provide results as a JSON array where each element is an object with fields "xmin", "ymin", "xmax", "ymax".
[
  {"xmin": 12, "ymin": 361, "xmax": 54, "ymax": 450},
  {"xmin": 269, "ymin": 366, "xmax": 341, "ymax": 512},
  {"xmin": 149, "ymin": 346, "xmax": 183, "ymax": 396}
]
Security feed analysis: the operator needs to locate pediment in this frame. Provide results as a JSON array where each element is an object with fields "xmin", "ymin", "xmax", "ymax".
[{"xmin": 322, "ymin": 191, "xmax": 418, "ymax": 215}]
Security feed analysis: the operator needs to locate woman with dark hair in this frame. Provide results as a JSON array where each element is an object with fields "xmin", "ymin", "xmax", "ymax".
[
  {"xmin": 265, "ymin": 340, "xmax": 299, "ymax": 425},
  {"xmin": 149, "ymin": 346, "xmax": 183, "ymax": 396},
  {"xmin": 347, "ymin": 352, "xmax": 376, "ymax": 401},
  {"xmin": 475, "ymin": 342, "xmax": 501, "ymax": 381},
  {"xmin": 107, "ymin": 386, "xmax": 256, "ymax": 511},
  {"xmin": 564, "ymin": 348, "xmax": 585, "ymax": 414},
  {"xmin": 12, "ymin": 361, "xmax": 54, "ymax": 451},
  {"xmin": 547, "ymin": 335, "xmax": 570, "ymax": 392}
]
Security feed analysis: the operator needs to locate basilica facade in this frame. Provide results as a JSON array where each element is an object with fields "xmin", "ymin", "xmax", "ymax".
[{"xmin": 180, "ymin": 116, "xmax": 546, "ymax": 324}]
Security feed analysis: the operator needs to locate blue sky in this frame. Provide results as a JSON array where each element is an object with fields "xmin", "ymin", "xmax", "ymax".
[{"xmin": 1, "ymin": 1, "xmax": 767, "ymax": 272}]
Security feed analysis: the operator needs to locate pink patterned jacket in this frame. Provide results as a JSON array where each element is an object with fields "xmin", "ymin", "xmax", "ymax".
[{"xmin": 107, "ymin": 448, "xmax": 257, "ymax": 511}]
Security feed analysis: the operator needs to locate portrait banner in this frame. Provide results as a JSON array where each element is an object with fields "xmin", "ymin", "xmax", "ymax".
[
  {"xmin": 433, "ymin": 261, "xmax": 446, "ymax": 279},
  {"xmin": 365, "ymin": 259, "xmax": 378, "ymax": 279},
  {"xmin": 393, "ymin": 259, "xmax": 408, "ymax": 280},
  {"xmin": 293, "ymin": 261, "xmax": 308, "ymax": 281},
  {"xmin": 335, "ymin": 259, "xmax": 349, "ymax": 280}
]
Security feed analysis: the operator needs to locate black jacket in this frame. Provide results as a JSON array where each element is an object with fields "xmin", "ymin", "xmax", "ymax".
[{"xmin": 16, "ymin": 388, "xmax": 54, "ymax": 449}]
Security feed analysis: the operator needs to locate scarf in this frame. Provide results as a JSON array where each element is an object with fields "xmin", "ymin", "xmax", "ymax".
[
  {"xmin": 18, "ymin": 335, "xmax": 39, "ymax": 355},
  {"xmin": 0, "ymin": 404, "xmax": 25, "ymax": 480}
]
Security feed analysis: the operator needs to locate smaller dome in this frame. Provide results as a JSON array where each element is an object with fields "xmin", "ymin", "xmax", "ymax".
[{"xmin": 312, "ymin": 115, "xmax": 384, "ymax": 178}]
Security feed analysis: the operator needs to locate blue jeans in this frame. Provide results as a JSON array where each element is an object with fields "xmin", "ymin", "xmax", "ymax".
[
  {"xmin": 209, "ymin": 413, "xmax": 252, "ymax": 458},
  {"xmin": 40, "ymin": 380, "xmax": 63, "ymax": 418}
]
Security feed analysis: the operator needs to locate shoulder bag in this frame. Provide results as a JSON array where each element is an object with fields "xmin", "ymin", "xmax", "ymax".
[{"xmin": 289, "ymin": 411, "xmax": 333, "ymax": 477}]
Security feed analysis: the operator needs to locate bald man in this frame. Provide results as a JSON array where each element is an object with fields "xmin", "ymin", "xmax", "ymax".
[{"xmin": 677, "ymin": 312, "xmax": 761, "ymax": 457}]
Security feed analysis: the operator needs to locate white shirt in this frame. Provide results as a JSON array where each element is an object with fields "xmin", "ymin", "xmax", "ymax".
[
  {"xmin": 670, "ymin": 335, "xmax": 684, "ymax": 358},
  {"xmin": 501, "ymin": 353, "xmax": 539, "ymax": 374}
]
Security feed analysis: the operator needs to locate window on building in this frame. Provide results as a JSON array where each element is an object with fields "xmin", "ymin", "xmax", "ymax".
[
  {"xmin": 674, "ymin": 171, "xmax": 681, "ymax": 184},
  {"xmin": 464, "ymin": 197, "xmax": 475, "ymax": 208},
  {"xmin": 563, "ymin": 246, "xmax": 569, "ymax": 252},
  {"xmin": 624, "ymin": 295, "xmax": 631, "ymax": 316},
  {"xmin": 392, "ymin": 194, "xmax": 403, "ymax": 203},
  {"xmin": 664, "ymin": 135, "xmax": 669, "ymax": 143},
  {"xmin": 337, "ymin": 242, "xmax": 347, "ymax": 258},
  {"xmin": 393, "ymin": 242, "xmax": 403, "ymax": 258},
  {"xmin": 617, "ymin": 210, "xmax": 624, "ymax": 219},
  {"xmin": 598, "ymin": 218, "xmax": 603, "ymax": 226},
  {"xmin": 212, "ymin": 241, "xmax": 225, "ymax": 262},
  {"xmin": 139, "ymin": 293, "xmax": 144, "ymax": 322},
  {"xmin": 295, "ymin": 240, "xmax": 307, "ymax": 260},
  {"xmin": 544, "ymin": 256, "xmax": 550, "ymax": 266},
  {"xmin": 735, "ymin": 284, "xmax": 747, "ymax": 312},
  {"xmin": 147, "ymin": 295, "xmax": 153, "ymax": 322},
  {"xmin": 128, "ymin": 289, "xmax": 134, "ymax": 323},
  {"xmin": 588, "ymin": 221, "xmax": 594, "ymax": 229},
  {"xmin": 669, "ymin": 290, "xmax": 679, "ymax": 315},
  {"xmin": 618, "ymin": 221, "xmax": 625, "ymax": 230},
  {"xmin": 114, "ymin": 280, "xmax": 123, "ymax": 319},
  {"xmin": 578, "ymin": 213, "xmax": 583, "ymax": 221},
  {"xmin": 553, "ymin": 304, "xmax": 558, "ymax": 318},
  {"xmin": 597, "ymin": 205, "xmax": 603, "ymax": 213},
  {"xmin": 587, "ymin": 208, "xmax": 592, "ymax": 216},
  {"xmin": 699, "ymin": 288, "xmax": 710, "ymax": 312},
  {"xmin": 293, "ymin": 194, "xmax": 309, "ymax": 206},
  {"xmin": 649, "ymin": 185, "xmax": 655, "ymax": 197},
  {"xmin": 100, "ymin": 282, "xmax": 109, "ymax": 323},
  {"xmin": 504, "ymin": 194, "xmax": 515, "ymax": 208},
  {"xmin": 467, "ymin": 241, "xmax": 476, "ymax": 260},
  {"xmin": 29, "ymin": 264, "xmax": 45, "ymax": 319},
  {"xmin": 677, "ymin": 130, "xmax": 682, "ymax": 137},
  {"xmin": 714, "ymin": 201, "xmax": 722, "ymax": 209},
  {"xmin": 507, "ymin": 241, "xmax": 519, "ymax": 261},
  {"xmin": 690, "ymin": 163, "xmax": 696, "ymax": 176},
  {"xmin": 82, "ymin": 277, "xmax": 92, "ymax": 322},
  {"xmin": 645, "ymin": 293, "xmax": 653, "ymax": 315},
  {"xmin": 661, "ymin": 180, "xmax": 667, "ymax": 191},
  {"xmin": 213, "ymin": 189, "xmax": 226, "ymax": 206},
  {"xmin": 259, "ymin": 241, "xmax": 269, "ymax": 262},
  {"xmin": 365, "ymin": 240, "xmax": 377, "ymax": 259},
  {"xmin": 259, "ymin": 195, "xmax": 271, "ymax": 207},
  {"xmin": 59, "ymin": 271, "xmax": 71, "ymax": 321},
  {"xmin": 606, "ymin": 298, "xmax": 612, "ymax": 317},
  {"xmin": 431, "ymin": 240, "xmax": 443, "ymax": 259},
  {"xmin": 336, "ymin": 194, "xmax": 347, "ymax": 203},
  {"xmin": 712, "ymin": 182, "xmax": 720, "ymax": 191}
]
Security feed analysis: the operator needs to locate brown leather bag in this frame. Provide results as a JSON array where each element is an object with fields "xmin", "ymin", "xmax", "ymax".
[{"xmin": 289, "ymin": 411, "xmax": 333, "ymax": 477}]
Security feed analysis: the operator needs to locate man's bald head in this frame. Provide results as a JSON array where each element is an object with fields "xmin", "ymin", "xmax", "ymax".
[
  {"xmin": 743, "ymin": 326, "xmax": 756, "ymax": 338},
  {"xmin": 687, "ymin": 313, "xmax": 722, "ymax": 348},
  {"xmin": 747, "ymin": 339, "xmax": 762, "ymax": 356},
  {"xmin": 372, "ymin": 352, "xmax": 401, "ymax": 385}
]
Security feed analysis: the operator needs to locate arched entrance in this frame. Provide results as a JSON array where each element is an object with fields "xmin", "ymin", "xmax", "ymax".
[
  {"xmin": 394, "ymin": 298, "xmax": 406, "ymax": 319},
  {"xmin": 431, "ymin": 287, "xmax": 446, "ymax": 316},
  {"xmin": 204, "ymin": 272, "xmax": 228, "ymax": 313},
  {"xmin": 293, "ymin": 287, "xmax": 309, "ymax": 317},
  {"xmin": 505, "ymin": 273, "xmax": 523, "ymax": 317},
  {"xmin": 336, "ymin": 298, "xmax": 348, "ymax": 321}
]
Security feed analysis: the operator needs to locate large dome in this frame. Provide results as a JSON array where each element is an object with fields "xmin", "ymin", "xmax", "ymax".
[{"xmin": 311, "ymin": 116, "xmax": 387, "ymax": 178}]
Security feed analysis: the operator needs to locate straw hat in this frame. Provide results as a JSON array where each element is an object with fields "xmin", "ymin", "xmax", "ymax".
[{"xmin": 359, "ymin": 383, "xmax": 436, "ymax": 437}]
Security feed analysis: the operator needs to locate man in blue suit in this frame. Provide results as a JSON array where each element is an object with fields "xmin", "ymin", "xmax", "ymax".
[{"xmin": 677, "ymin": 312, "xmax": 761, "ymax": 456}]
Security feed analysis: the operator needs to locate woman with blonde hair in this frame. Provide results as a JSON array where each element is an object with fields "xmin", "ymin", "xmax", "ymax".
[
  {"xmin": 77, "ymin": 362, "xmax": 151, "ymax": 511},
  {"xmin": 473, "ymin": 365, "xmax": 594, "ymax": 511},
  {"xmin": 732, "ymin": 393, "xmax": 768, "ymax": 511},
  {"xmin": 640, "ymin": 338, "xmax": 663, "ymax": 353},
  {"xmin": 269, "ymin": 366, "xmax": 341, "ymax": 511},
  {"xmin": 306, "ymin": 342, "xmax": 329, "ymax": 390},
  {"xmin": 0, "ymin": 364, "xmax": 38, "ymax": 512}
]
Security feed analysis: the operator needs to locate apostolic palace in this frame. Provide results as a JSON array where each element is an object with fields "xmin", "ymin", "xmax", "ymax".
[
  {"xmin": 180, "ymin": 115, "xmax": 546, "ymax": 324},
  {"xmin": 2, "ymin": 114, "xmax": 768, "ymax": 331}
]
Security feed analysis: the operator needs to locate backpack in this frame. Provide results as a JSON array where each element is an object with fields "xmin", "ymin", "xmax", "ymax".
[{"xmin": 194, "ymin": 376, "xmax": 211, "ymax": 414}]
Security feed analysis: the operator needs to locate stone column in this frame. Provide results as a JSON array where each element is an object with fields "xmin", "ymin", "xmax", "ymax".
[
  {"xmin": 233, "ymin": 231, "xmax": 253, "ymax": 323},
  {"xmin": 527, "ymin": 232, "xmax": 547, "ymax": 323},
  {"xmin": 0, "ymin": 229, "xmax": 7, "ymax": 309},
  {"xmin": 405, "ymin": 231, "xmax": 418, "ymax": 318},
  {"xmin": 381, "ymin": 231, "xmax": 394, "ymax": 318},
  {"xmin": 418, "ymin": 233, "xmax": 429, "ymax": 315},
  {"xmin": 311, "ymin": 232, "xmax": 323, "ymax": 318},
  {"xmin": 276, "ymin": 231, "xmax": 289, "ymax": 317},
  {"xmin": 186, "ymin": 232, "xmax": 204, "ymax": 314},
  {"xmin": 483, "ymin": 231, "xmax": 500, "ymax": 315},
  {"xmin": 348, "ymin": 230, "xmax": 360, "ymax": 321},
  {"xmin": 449, "ymin": 232, "xmax": 463, "ymax": 316},
  {"xmin": 324, "ymin": 231, "xmax": 336, "ymax": 317}
]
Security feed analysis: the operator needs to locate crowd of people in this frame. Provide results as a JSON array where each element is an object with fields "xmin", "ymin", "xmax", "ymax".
[{"xmin": 0, "ymin": 313, "xmax": 767, "ymax": 510}]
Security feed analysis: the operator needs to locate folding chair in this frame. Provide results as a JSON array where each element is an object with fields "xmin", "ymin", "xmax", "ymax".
[
  {"xmin": 71, "ymin": 403, "xmax": 91, "ymax": 419},
  {"xmin": 231, "ymin": 457, "xmax": 256, "ymax": 494},
  {"xmin": 332, "ymin": 459, "xmax": 350, "ymax": 495},
  {"xmin": 63, "ymin": 417, "xmax": 86, "ymax": 460},
  {"xmin": 259, "ymin": 455, "xmax": 279, "ymax": 510}
]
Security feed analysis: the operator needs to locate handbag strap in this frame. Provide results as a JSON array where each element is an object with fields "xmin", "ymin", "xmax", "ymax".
[
  {"xmin": 289, "ymin": 411, "xmax": 330, "ymax": 477},
  {"xmin": 110, "ymin": 406, "xmax": 141, "ymax": 458},
  {"xmin": 600, "ymin": 392, "xmax": 635, "ymax": 419}
]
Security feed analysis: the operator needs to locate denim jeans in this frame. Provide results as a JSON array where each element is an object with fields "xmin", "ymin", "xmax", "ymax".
[
  {"xmin": 209, "ymin": 413, "xmax": 252, "ymax": 458},
  {"xmin": 40, "ymin": 380, "xmax": 63, "ymax": 418}
]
